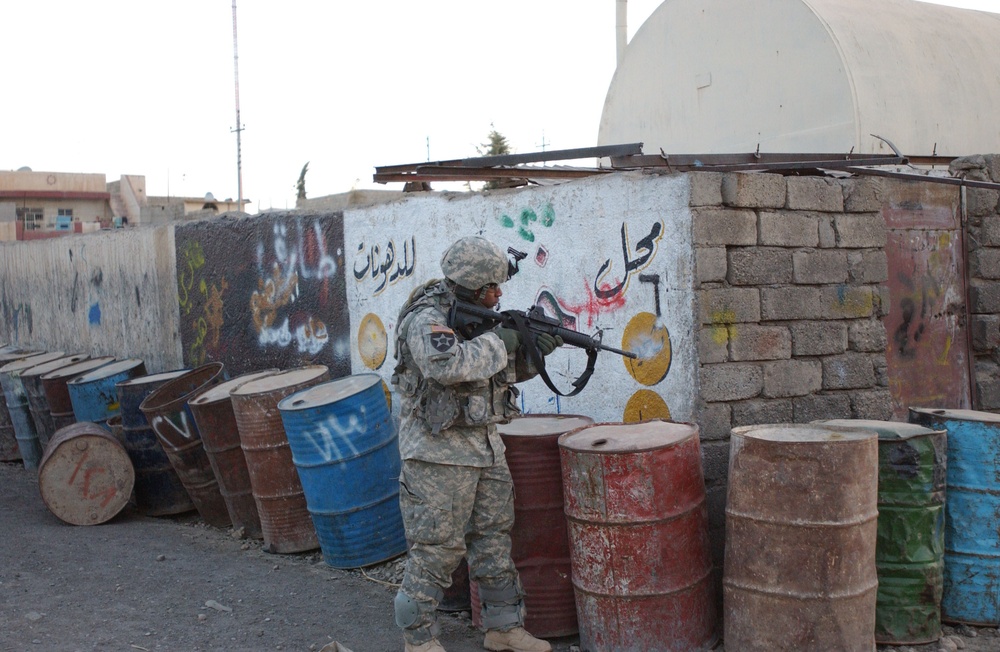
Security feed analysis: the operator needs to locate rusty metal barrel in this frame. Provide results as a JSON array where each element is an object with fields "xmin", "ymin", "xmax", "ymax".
[
  {"xmin": 1, "ymin": 352, "xmax": 65, "ymax": 469},
  {"xmin": 21, "ymin": 354, "xmax": 89, "ymax": 450},
  {"xmin": 560, "ymin": 420, "xmax": 717, "ymax": 652},
  {"xmin": 189, "ymin": 370, "xmax": 277, "ymax": 539},
  {"xmin": 41, "ymin": 357, "xmax": 116, "ymax": 433},
  {"xmin": 909, "ymin": 408, "xmax": 1000, "ymax": 626},
  {"xmin": 117, "ymin": 370, "xmax": 194, "ymax": 516},
  {"xmin": 470, "ymin": 414, "xmax": 595, "ymax": 637},
  {"xmin": 38, "ymin": 422, "xmax": 135, "ymax": 526},
  {"xmin": 817, "ymin": 418, "xmax": 947, "ymax": 644},
  {"xmin": 68, "ymin": 359, "xmax": 146, "ymax": 423},
  {"xmin": 725, "ymin": 423, "xmax": 879, "ymax": 652},
  {"xmin": 231, "ymin": 366, "xmax": 329, "ymax": 554},
  {"xmin": 0, "ymin": 348, "xmax": 42, "ymax": 462},
  {"xmin": 139, "ymin": 363, "xmax": 230, "ymax": 527}
]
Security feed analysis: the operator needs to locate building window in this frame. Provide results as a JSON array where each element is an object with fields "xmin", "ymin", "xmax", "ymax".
[
  {"xmin": 57, "ymin": 208, "xmax": 73, "ymax": 218},
  {"xmin": 16, "ymin": 207, "xmax": 44, "ymax": 230}
]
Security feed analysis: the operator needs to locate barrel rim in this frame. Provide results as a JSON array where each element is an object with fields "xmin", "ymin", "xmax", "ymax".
[
  {"xmin": 190, "ymin": 369, "xmax": 279, "ymax": 406},
  {"xmin": 813, "ymin": 418, "xmax": 946, "ymax": 441},
  {"xmin": 909, "ymin": 406, "xmax": 1000, "ymax": 424},
  {"xmin": 0, "ymin": 352, "xmax": 65, "ymax": 375},
  {"xmin": 557, "ymin": 419, "xmax": 699, "ymax": 453},
  {"xmin": 40, "ymin": 356, "xmax": 116, "ymax": 381},
  {"xmin": 231, "ymin": 364, "xmax": 329, "ymax": 397},
  {"xmin": 276, "ymin": 373, "xmax": 382, "ymax": 412},
  {"xmin": 498, "ymin": 414, "xmax": 596, "ymax": 437},
  {"xmin": 138, "ymin": 362, "xmax": 225, "ymax": 414},
  {"xmin": 20, "ymin": 354, "xmax": 89, "ymax": 378},
  {"xmin": 116, "ymin": 368, "xmax": 189, "ymax": 389},
  {"xmin": 68, "ymin": 358, "xmax": 145, "ymax": 385},
  {"xmin": 731, "ymin": 423, "xmax": 878, "ymax": 443}
]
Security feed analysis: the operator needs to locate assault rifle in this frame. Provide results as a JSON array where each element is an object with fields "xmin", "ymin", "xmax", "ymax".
[{"xmin": 448, "ymin": 300, "xmax": 637, "ymax": 397}]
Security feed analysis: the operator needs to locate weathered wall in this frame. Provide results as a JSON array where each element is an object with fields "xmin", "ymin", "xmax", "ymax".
[
  {"xmin": 0, "ymin": 226, "xmax": 181, "ymax": 371},
  {"xmin": 174, "ymin": 212, "xmax": 351, "ymax": 377}
]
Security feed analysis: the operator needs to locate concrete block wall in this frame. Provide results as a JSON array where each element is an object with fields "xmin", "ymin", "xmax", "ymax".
[
  {"xmin": 691, "ymin": 171, "xmax": 893, "ymax": 567},
  {"xmin": 962, "ymin": 154, "xmax": 1000, "ymax": 410}
]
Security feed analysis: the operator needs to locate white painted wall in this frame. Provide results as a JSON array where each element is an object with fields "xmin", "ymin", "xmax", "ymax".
[
  {"xmin": 599, "ymin": 0, "xmax": 1000, "ymax": 155},
  {"xmin": 343, "ymin": 172, "xmax": 698, "ymax": 424}
]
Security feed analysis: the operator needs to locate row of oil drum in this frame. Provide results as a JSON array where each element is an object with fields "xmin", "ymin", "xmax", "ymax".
[{"xmin": 0, "ymin": 346, "xmax": 409, "ymax": 570}]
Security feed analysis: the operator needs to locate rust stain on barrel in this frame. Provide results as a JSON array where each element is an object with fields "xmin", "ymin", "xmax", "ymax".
[
  {"xmin": 22, "ymin": 354, "xmax": 89, "ymax": 449},
  {"xmin": 41, "ymin": 357, "xmax": 116, "ymax": 432},
  {"xmin": 189, "ymin": 370, "xmax": 277, "ymax": 540},
  {"xmin": 231, "ymin": 365, "xmax": 328, "ymax": 554},
  {"xmin": 724, "ymin": 424, "xmax": 879, "ymax": 652}
]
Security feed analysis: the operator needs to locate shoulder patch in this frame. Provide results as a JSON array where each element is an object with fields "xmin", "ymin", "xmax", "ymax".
[{"xmin": 428, "ymin": 326, "xmax": 456, "ymax": 353}]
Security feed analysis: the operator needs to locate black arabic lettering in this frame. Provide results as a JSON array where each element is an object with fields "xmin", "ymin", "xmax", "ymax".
[
  {"xmin": 593, "ymin": 221, "xmax": 663, "ymax": 299},
  {"xmin": 353, "ymin": 241, "xmax": 370, "ymax": 280}
]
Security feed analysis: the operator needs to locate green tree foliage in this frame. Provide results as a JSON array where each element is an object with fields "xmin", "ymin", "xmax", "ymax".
[
  {"xmin": 477, "ymin": 124, "xmax": 511, "ymax": 190},
  {"xmin": 295, "ymin": 161, "xmax": 309, "ymax": 201}
]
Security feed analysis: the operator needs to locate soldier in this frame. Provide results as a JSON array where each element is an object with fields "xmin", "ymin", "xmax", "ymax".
[{"xmin": 391, "ymin": 236, "xmax": 561, "ymax": 652}]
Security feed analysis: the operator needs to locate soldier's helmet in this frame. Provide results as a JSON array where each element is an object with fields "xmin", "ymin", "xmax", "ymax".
[{"xmin": 440, "ymin": 236, "xmax": 508, "ymax": 290}]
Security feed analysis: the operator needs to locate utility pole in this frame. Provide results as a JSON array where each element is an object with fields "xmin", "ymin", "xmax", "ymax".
[{"xmin": 231, "ymin": 0, "xmax": 245, "ymax": 211}]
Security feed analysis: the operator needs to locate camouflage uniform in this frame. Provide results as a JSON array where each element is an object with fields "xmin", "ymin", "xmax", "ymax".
[{"xmin": 392, "ymin": 276, "xmax": 538, "ymax": 646}]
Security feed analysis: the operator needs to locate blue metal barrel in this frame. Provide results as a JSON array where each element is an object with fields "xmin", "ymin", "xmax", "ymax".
[
  {"xmin": 909, "ymin": 407, "xmax": 1000, "ymax": 626},
  {"xmin": 117, "ymin": 370, "xmax": 194, "ymax": 516},
  {"xmin": 1, "ymin": 352, "xmax": 65, "ymax": 469},
  {"xmin": 277, "ymin": 374, "xmax": 406, "ymax": 568},
  {"xmin": 68, "ymin": 359, "xmax": 146, "ymax": 423},
  {"xmin": 816, "ymin": 419, "xmax": 947, "ymax": 644}
]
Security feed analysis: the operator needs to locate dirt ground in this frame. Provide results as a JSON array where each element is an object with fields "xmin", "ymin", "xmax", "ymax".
[{"xmin": 3, "ymin": 460, "xmax": 998, "ymax": 652}]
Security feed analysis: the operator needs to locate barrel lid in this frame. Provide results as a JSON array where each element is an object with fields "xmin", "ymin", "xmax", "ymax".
[
  {"xmin": 814, "ymin": 419, "xmax": 944, "ymax": 441},
  {"xmin": 909, "ymin": 407, "xmax": 1000, "ymax": 424},
  {"xmin": 0, "ymin": 351, "xmax": 64, "ymax": 375},
  {"xmin": 20, "ymin": 354, "xmax": 89, "ymax": 378},
  {"xmin": 41, "ymin": 356, "xmax": 116, "ymax": 381},
  {"xmin": 499, "ymin": 414, "xmax": 595, "ymax": 437},
  {"xmin": 190, "ymin": 369, "xmax": 279, "ymax": 405},
  {"xmin": 68, "ymin": 358, "xmax": 144, "ymax": 385},
  {"xmin": 732, "ymin": 423, "xmax": 877, "ymax": 443},
  {"xmin": 558, "ymin": 420, "xmax": 697, "ymax": 453},
  {"xmin": 278, "ymin": 374, "xmax": 381, "ymax": 411},
  {"xmin": 0, "ymin": 349, "xmax": 42, "ymax": 363},
  {"xmin": 232, "ymin": 365, "xmax": 329, "ymax": 397},
  {"xmin": 116, "ymin": 369, "xmax": 188, "ymax": 388}
]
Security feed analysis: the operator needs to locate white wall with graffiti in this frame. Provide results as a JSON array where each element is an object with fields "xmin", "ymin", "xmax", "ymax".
[{"xmin": 344, "ymin": 171, "xmax": 697, "ymax": 424}]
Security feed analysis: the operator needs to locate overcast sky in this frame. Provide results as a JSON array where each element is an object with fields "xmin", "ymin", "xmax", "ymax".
[{"xmin": 3, "ymin": 0, "xmax": 998, "ymax": 212}]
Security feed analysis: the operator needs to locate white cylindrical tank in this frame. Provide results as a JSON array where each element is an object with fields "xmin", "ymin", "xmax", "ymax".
[{"xmin": 598, "ymin": 0, "xmax": 1000, "ymax": 155}]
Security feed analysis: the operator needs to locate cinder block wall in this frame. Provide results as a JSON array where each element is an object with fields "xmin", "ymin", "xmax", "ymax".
[
  {"xmin": 966, "ymin": 158, "xmax": 1000, "ymax": 410},
  {"xmin": 689, "ymin": 171, "xmax": 895, "ymax": 567}
]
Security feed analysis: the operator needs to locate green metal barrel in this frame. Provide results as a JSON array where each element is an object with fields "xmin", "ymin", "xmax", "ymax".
[{"xmin": 816, "ymin": 419, "xmax": 946, "ymax": 645}]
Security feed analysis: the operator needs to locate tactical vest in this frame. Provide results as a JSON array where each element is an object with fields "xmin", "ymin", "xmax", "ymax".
[{"xmin": 392, "ymin": 280, "xmax": 519, "ymax": 435}]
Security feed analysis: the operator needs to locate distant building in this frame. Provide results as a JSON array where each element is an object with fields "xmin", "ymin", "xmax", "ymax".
[{"xmin": 0, "ymin": 168, "xmax": 248, "ymax": 241}]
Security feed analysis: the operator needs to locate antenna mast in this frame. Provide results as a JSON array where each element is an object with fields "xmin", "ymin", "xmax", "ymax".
[{"xmin": 231, "ymin": 0, "xmax": 244, "ymax": 211}]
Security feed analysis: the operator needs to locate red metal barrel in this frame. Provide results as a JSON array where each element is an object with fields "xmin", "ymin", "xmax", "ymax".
[
  {"xmin": 231, "ymin": 366, "xmax": 329, "ymax": 553},
  {"xmin": 559, "ymin": 420, "xmax": 717, "ymax": 651},
  {"xmin": 38, "ymin": 422, "xmax": 135, "ymax": 526},
  {"xmin": 189, "ymin": 370, "xmax": 277, "ymax": 539},
  {"xmin": 724, "ymin": 423, "xmax": 879, "ymax": 652},
  {"xmin": 40, "ymin": 357, "xmax": 116, "ymax": 432},
  {"xmin": 470, "ymin": 414, "xmax": 594, "ymax": 637},
  {"xmin": 21, "ymin": 354, "xmax": 89, "ymax": 449},
  {"xmin": 139, "ymin": 363, "xmax": 230, "ymax": 527}
]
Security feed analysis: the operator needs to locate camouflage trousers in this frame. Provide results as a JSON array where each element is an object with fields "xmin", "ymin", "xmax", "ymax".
[{"xmin": 397, "ymin": 457, "xmax": 520, "ymax": 644}]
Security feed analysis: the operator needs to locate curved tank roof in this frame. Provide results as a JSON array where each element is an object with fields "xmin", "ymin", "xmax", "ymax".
[{"xmin": 598, "ymin": 0, "xmax": 1000, "ymax": 155}]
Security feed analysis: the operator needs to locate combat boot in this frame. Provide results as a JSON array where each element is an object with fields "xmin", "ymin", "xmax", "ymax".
[
  {"xmin": 483, "ymin": 627, "xmax": 551, "ymax": 652},
  {"xmin": 404, "ymin": 638, "xmax": 446, "ymax": 652}
]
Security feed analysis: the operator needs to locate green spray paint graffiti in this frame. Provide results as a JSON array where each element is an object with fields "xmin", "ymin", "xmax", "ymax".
[{"xmin": 498, "ymin": 203, "xmax": 555, "ymax": 242}]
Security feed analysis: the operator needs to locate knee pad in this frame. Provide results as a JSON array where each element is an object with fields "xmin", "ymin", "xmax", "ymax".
[{"xmin": 394, "ymin": 591, "xmax": 421, "ymax": 629}]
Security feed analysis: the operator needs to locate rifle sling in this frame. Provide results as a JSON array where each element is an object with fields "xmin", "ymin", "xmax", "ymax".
[{"xmin": 509, "ymin": 311, "xmax": 597, "ymax": 397}]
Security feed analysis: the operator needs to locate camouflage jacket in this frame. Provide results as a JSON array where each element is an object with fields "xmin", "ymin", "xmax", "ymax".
[{"xmin": 392, "ymin": 280, "xmax": 538, "ymax": 466}]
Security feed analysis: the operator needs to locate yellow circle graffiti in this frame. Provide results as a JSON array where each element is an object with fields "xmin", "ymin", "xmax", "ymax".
[
  {"xmin": 623, "ymin": 390, "xmax": 672, "ymax": 423},
  {"xmin": 358, "ymin": 313, "xmax": 388, "ymax": 370},
  {"xmin": 381, "ymin": 378, "xmax": 392, "ymax": 412},
  {"xmin": 621, "ymin": 311, "xmax": 672, "ymax": 386}
]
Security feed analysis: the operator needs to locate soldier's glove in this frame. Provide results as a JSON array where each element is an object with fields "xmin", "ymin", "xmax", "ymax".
[
  {"xmin": 536, "ymin": 333, "xmax": 564, "ymax": 356},
  {"xmin": 497, "ymin": 327, "xmax": 521, "ymax": 354}
]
